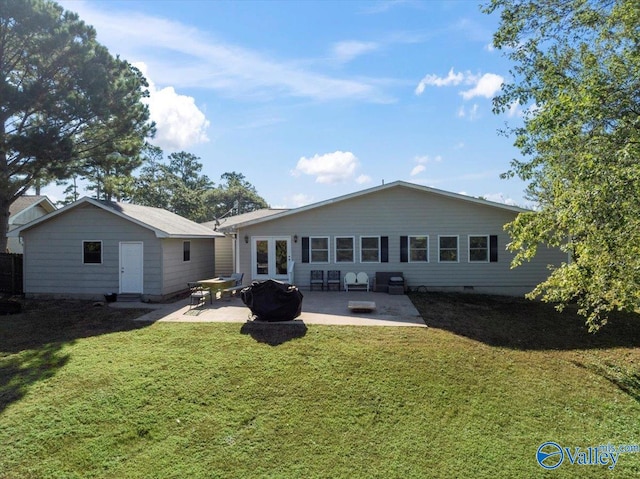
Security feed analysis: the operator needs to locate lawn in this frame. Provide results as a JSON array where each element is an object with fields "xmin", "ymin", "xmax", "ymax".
[{"xmin": 1, "ymin": 294, "xmax": 639, "ymax": 478}]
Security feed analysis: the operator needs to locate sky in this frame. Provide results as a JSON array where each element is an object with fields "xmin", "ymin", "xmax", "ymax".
[{"xmin": 46, "ymin": 0, "xmax": 531, "ymax": 209}]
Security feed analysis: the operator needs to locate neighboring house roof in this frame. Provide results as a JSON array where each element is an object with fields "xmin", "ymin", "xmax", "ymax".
[
  {"xmin": 206, "ymin": 208, "xmax": 289, "ymax": 233},
  {"xmin": 225, "ymin": 180, "xmax": 529, "ymax": 229},
  {"xmin": 9, "ymin": 195, "xmax": 56, "ymax": 224},
  {"xmin": 9, "ymin": 196, "xmax": 223, "ymax": 239}
]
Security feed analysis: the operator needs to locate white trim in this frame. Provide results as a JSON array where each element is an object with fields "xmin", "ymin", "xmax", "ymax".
[
  {"xmin": 119, "ymin": 241, "xmax": 144, "ymax": 294},
  {"xmin": 408, "ymin": 234, "xmax": 429, "ymax": 263},
  {"xmin": 309, "ymin": 236, "xmax": 330, "ymax": 264},
  {"xmin": 468, "ymin": 234, "xmax": 490, "ymax": 263},
  {"xmin": 251, "ymin": 236, "xmax": 291, "ymax": 280},
  {"xmin": 438, "ymin": 235, "xmax": 459, "ymax": 263},
  {"xmin": 82, "ymin": 240, "xmax": 103, "ymax": 265},
  {"xmin": 360, "ymin": 235, "xmax": 381, "ymax": 263},
  {"xmin": 334, "ymin": 236, "xmax": 355, "ymax": 264}
]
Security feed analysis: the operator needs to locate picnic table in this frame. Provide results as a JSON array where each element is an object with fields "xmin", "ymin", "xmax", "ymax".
[{"xmin": 197, "ymin": 277, "xmax": 235, "ymax": 299}]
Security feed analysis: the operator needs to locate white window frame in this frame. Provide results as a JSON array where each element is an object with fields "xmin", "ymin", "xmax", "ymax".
[
  {"xmin": 468, "ymin": 235, "xmax": 490, "ymax": 263},
  {"xmin": 409, "ymin": 235, "xmax": 429, "ymax": 263},
  {"xmin": 82, "ymin": 240, "xmax": 103, "ymax": 265},
  {"xmin": 309, "ymin": 236, "xmax": 330, "ymax": 264},
  {"xmin": 438, "ymin": 235, "xmax": 459, "ymax": 263},
  {"xmin": 334, "ymin": 236, "xmax": 355, "ymax": 263},
  {"xmin": 360, "ymin": 236, "xmax": 381, "ymax": 263}
]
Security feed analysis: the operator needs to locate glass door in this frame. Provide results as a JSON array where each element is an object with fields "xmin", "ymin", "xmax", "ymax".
[{"xmin": 252, "ymin": 237, "xmax": 291, "ymax": 280}]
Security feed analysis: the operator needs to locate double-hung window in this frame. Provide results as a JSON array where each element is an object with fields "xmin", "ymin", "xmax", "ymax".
[
  {"xmin": 310, "ymin": 237, "xmax": 329, "ymax": 263},
  {"xmin": 439, "ymin": 236, "xmax": 458, "ymax": 262},
  {"xmin": 83, "ymin": 241, "xmax": 102, "ymax": 264},
  {"xmin": 360, "ymin": 236, "xmax": 380, "ymax": 263},
  {"xmin": 409, "ymin": 236, "xmax": 429, "ymax": 262},
  {"xmin": 469, "ymin": 235, "xmax": 489, "ymax": 262},
  {"xmin": 335, "ymin": 236, "xmax": 354, "ymax": 263}
]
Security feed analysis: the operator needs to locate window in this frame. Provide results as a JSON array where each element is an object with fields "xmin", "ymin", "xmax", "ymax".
[
  {"xmin": 83, "ymin": 241, "xmax": 102, "ymax": 264},
  {"xmin": 335, "ymin": 236, "xmax": 354, "ymax": 263},
  {"xmin": 310, "ymin": 237, "xmax": 329, "ymax": 263},
  {"xmin": 469, "ymin": 235, "xmax": 489, "ymax": 262},
  {"xmin": 439, "ymin": 236, "xmax": 458, "ymax": 262},
  {"xmin": 183, "ymin": 241, "xmax": 191, "ymax": 262},
  {"xmin": 409, "ymin": 236, "xmax": 428, "ymax": 262},
  {"xmin": 361, "ymin": 236, "xmax": 380, "ymax": 262}
]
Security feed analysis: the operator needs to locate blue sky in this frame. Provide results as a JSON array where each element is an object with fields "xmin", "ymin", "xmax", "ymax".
[{"xmin": 49, "ymin": 0, "xmax": 529, "ymax": 209}]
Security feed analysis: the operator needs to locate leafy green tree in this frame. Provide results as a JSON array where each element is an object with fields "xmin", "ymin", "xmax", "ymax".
[
  {"xmin": 210, "ymin": 172, "xmax": 269, "ymax": 218},
  {"xmin": 484, "ymin": 0, "xmax": 640, "ymax": 329},
  {"xmin": 0, "ymin": 0, "xmax": 152, "ymax": 250}
]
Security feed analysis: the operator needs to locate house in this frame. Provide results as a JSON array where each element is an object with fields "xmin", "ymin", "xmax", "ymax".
[
  {"xmin": 8, "ymin": 197, "xmax": 223, "ymax": 301},
  {"xmin": 201, "ymin": 208, "xmax": 287, "ymax": 277},
  {"xmin": 7, "ymin": 196, "xmax": 56, "ymax": 253},
  {"xmin": 217, "ymin": 181, "xmax": 567, "ymax": 296}
]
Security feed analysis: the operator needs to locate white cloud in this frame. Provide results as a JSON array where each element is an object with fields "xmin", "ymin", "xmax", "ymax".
[
  {"xmin": 410, "ymin": 164, "xmax": 426, "ymax": 176},
  {"xmin": 58, "ymin": 1, "xmax": 392, "ymax": 103},
  {"xmin": 457, "ymin": 103, "xmax": 480, "ymax": 120},
  {"xmin": 507, "ymin": 100, "xmax": 523, "ymax": 118},
  {"xmin": 460, "ymin": 73, "xmax": 504, "ymax": 100},
  {"xmin": 415, "ymin": 67, "xmax": 464, "ymax": 95},
  {"xmin": 135, "ymin": 62, "xmax": 209, "ymax": 150},
  {"xmin": 288, "ymin": 193, "xmax": 315, "ymax": 207},
  {"xmin": 414, "ymin": 155, "xmax": 442, "ymax": 164},
  {"xmin": 333, "ymin": 41, "xmax": 379, "ymax": 63},
  {"xmin": 356, "ymin": 174, "xmax": 373, "ymax": 184},
  {"xmin": 292, "ymin": 151, "xmax": 361, "ymax": 184}
]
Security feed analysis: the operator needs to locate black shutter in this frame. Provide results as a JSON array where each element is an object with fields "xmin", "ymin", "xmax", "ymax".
[
  {"xmin": 381, "ymin": 236, "xmax": 389, "ymax": 263},
  {"xmin": 302, "ymin": 237, "xmax": 309, "ymax": 263},
  {"xmin": 400, "ymin": 236, "xmax": 408, "ymax": 263},
  {"xmin": 490, "ymin": 235, "xmax": 498, "ymax": 262}
]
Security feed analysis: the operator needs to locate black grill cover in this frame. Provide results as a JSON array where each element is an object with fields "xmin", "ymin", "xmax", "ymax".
[{"xmin": 241, "ymin": 279, "xmax": 303, "ymax": 322}]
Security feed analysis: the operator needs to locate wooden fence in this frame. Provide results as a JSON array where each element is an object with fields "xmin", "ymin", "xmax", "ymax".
[{"xmin": 0, "ymin": 253, "xmax": 23, "ymax": 295}]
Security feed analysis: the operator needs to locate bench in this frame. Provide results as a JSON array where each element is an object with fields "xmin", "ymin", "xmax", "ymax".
[{"xmin": 221, "ymin": 284, "xmax": 245, "ymax": 298}]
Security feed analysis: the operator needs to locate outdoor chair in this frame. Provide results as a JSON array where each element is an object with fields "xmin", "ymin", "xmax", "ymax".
[
  {"xmin": 344, "ymin": 272, "xmax": 370, "ymax": 292},
  {"xmin": 327, "ymin": 270, "xmax": 341, "ymax": 291},
  {"xmin": 310, "ymin": 270, "xmax": 324, "ymax": 291},
  {"xmin": 188, "ymin": 282, "xmax": 211, "ymax": 309},
  {"xmin": 220, "ymin": 273, "xmax": 245, "ymax": 299}
]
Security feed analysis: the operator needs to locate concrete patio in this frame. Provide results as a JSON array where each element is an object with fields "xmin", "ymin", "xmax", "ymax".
[{"xmin": 112, "ymin": 291, "xmax": 426, "ymax": 327}]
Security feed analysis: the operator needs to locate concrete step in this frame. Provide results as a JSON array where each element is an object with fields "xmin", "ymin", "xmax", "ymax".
[{"xmin": 117, "ymin": 293, "xmax": 142, "ymax": 302}]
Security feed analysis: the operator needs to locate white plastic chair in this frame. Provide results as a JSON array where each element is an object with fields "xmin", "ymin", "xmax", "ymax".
[{"xmin": 356, "ymin": 272, "xmax": 370, "ymax": 292}]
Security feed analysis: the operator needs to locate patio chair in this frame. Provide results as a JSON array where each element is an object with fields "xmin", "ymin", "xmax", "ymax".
[
  {"xmin": 188, "ymin": 282, "xmax": 211, "ymax": 309},
  {"xmin": 327, "ymin": 270, "xmax": 341, "ymax": 291},
  {"xmin": 310, "ymin": 270, "xmax": 324, "ymax": 291},
  {"xmin": 221, "ymin": 273, "xmax": 245, "ymax": 299},
  {"xmin": 344, "ymin": 272, "xmax": 370, "ymax": 292}
]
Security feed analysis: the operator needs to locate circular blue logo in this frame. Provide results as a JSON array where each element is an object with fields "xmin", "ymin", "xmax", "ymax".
[{"xmin": 537, "ymin": 442, "xmax": 564, "ymax": 470}]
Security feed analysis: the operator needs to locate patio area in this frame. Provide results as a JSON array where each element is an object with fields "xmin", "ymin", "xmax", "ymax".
[{"xmin": 117, "ymin": 291, "xmax": 426, "ymax": 327}]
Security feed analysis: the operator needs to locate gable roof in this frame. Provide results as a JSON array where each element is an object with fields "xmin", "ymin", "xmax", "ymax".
[
  {"xmin": 203, "ymin": 208, "xmax": 288, "ymax": 232},
  {"xmin": 9, "ymin": 195, "xmax": 56, "ymax": 222},
  {"xmin": 225, "ymin": 181, "xmax": 529, "ymax": 230},
  {"xmin": 9, "ymin": 197, "xmax": 223, "ymax": 239}
]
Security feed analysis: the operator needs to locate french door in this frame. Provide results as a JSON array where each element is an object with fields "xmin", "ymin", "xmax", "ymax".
[{"xmin": 252, "ymin": 236, "xmax": 291, "ymax": 280}]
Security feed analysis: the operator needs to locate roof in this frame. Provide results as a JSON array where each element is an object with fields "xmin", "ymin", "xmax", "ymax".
[
  {"xmin": 8, "ymin": 197, "xmax": 223, "ymax": 239},
  {"xmin": 228, "ymin": 180, "xmax": 529, "ymax": 229},
  {"xmin": 9, "ymin": 195, "xmax": 56, "ymax": 220},
  {"xmin": 203, "ymin": 208, "xmax": 288, "ymax": 232}
]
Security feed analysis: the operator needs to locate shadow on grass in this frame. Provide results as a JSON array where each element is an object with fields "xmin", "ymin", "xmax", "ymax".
[
  {"xmin": 0, "ymin": 300, "xmax": 151, "ymax": 413},
  {"xmin": 572, "ymin": 361, "xmax": 640, "ymax": 403},
  {"xmin": 409, "ymin": 292, "xmax": 640, "ymax": 351},
  {"xmin": 240, "ymin": 320, "xmax": 307, "ymax": 346}
]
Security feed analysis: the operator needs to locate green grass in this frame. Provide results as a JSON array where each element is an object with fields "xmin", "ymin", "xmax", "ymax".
[{"xmin": 1, "ymin": 295, "xmax": 640, "ymax": 478}]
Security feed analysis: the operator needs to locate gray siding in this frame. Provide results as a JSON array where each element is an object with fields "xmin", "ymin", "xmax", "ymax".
[
  {"xmin": 236, "ymin": 186, "xmax": 567, "ymax": 295},
  {"xmin": 7, "ymin": 204, "xmax": 51, "ymax": 254},
  {"xmin": 161, "ymin": 238, "xmax": 215, "ymax": 295},
  {"xmin": 214, "ymin": 236, "xmax": 234, "ymax": 276}
]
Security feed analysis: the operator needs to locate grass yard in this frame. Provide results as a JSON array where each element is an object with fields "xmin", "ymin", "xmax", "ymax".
[{"xmin": 1, "ymin": 294, "xmax": 639, "ymax": 478}]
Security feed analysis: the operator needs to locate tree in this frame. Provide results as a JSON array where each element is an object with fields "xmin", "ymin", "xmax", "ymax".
[
  {"xmin": 484, "ymin": 0, "xmax": 640, "ymax": 329},
  {"xmin": 211, "ymin": 172, "xmax": 269, "ymax": 217},
  {"xmin": 0, "ymin": 0, "xmax": 152, "ymax": 250},
  {"xmin": 132, "ymin": 150, "xmax": 214, "ymax": 222}
]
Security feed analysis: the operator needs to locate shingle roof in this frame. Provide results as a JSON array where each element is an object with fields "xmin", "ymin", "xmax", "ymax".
[
  {"xmin": 9, "ymin": 197, "xmax": 222, "ymax": 239},
  {"xmin": 202, "ymin": 208, "xmax": 288, "ymax": 232},
  {"xmin": 9, "ymin": 195, "xmax": 56, "ymax": 217}
]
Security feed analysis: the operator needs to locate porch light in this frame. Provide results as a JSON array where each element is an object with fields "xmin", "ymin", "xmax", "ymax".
[
  {"xmin": 294, "ymin": 234, "xmax": 298, "ymax": 243},
  {"xmin": 244, "ymin": 235, "xmax": 249, "ymax": 244}
]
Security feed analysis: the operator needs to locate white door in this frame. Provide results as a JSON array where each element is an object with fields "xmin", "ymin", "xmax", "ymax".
[
  {"xmin": 252, "ymin": 237, "xmax": 290, "ymax": 280},
  {"xmin": 120, "ymin": 242, "xmax": 144, "ymax": 293}
]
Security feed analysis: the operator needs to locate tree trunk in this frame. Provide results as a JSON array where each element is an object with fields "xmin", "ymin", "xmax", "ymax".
[{"xmin": 0, "ymin": 196, "xmax": 10, "ymax": 253}]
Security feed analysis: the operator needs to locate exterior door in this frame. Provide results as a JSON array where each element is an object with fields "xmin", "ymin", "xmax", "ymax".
[
  {"xmin": 119, "ymin": 242, "xmax": 144, "ymax": 293},
  {"xmin": 252, "ymin": 237, "xmax": 290, "ymax": 280}
]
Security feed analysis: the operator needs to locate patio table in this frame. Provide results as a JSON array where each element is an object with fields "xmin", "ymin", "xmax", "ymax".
[{"xmin": 197, "ymin": 278, "xmax": 235, "ymax": 300}]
